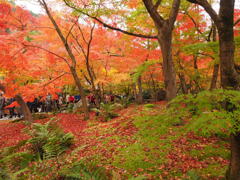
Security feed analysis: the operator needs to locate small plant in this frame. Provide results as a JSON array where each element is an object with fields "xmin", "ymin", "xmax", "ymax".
[
  {"xmin": 93, "ymin": 103, "xmax": 121, "ymax": 122},
  {"xmin": 0, "ymin": 118, "xmax": 74, "ymax": 178},
  {"xmin": 66, "ymin": 103, "xmax": 74, "ymax": 113},
  {"xmin": 186, "ymin": 170, "xmax": 201, "ymax": 180},
  {"xmin": 26, "ymin": 119, "xmax": 74, "ymax": 160},
  {"xmin": 144, "ymin": 104, "xmax": 155, "ymax": 109},
  {"xmin": 120, "ymin": 97, "xmax": 131, "ymax": 108},
  {"xmin": 60, "ymin": 161, "xmax": 109, "ymax": 180}
]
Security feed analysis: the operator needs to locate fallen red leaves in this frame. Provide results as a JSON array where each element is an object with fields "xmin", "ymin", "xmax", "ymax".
[
  {"xmin": 0, "ymin": 102, "xmax": 230, "ymax": 179},
  {"xmin": 0, "ymin": 122, "xmax": 28, "ymax": 148}
]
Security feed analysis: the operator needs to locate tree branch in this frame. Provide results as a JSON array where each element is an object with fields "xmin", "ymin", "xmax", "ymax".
[
  {"xmin": 70, "ymin": 32, "xmax": 87, "ymax": 59},
  {"xmin": 186, "ymin": 0, "xmax": 221, "ymax": 28},
  {"xmin": 39, "ymin": 0, "xmax": 77, "ymax": 68},
  {"xmin": 66, "ymin": 17, "xmax": 79, "ymax": 43},
  {"xmin": 234, "ymin": 18, "xmax": 240, "ymax": 26},
  {"xmin": 154, "ymin": 0, "xmax": 162, "ymax": 10},
  {"xmin": 63, "ymin": 0, "xmax": 158, "ymax": 39},
  {"xmin": 76, "ymin": 22, "xmax": 88, "ymax": 44},
  {"xmin": 142, "ymin": 0, "xmax": 165, "ymax": 29},
  {"xmin": 182, "ymin": 11, "xmax": 208, "ymax": 41},
  {"xmin": 169, "ymin": 0, "xmax": 180, "ymax": 28},
  {"xmin": 23, "ymin": 43, "xmax": 71, "ymax": 67},
  {"xmin": 42, "ymin": 72, "xmax": 68, "ymax": 87}
]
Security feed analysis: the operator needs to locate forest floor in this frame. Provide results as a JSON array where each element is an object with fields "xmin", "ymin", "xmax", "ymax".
[{"xmin": 0, "ymin": 102, "xmax": 229, "ymax": 179}]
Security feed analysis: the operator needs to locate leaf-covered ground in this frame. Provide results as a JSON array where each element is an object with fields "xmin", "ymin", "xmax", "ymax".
[{"xmin": 0, "ymin": 102, "xmax": 230, "ymax": 179}]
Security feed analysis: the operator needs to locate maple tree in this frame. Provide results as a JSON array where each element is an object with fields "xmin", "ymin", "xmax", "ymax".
[
  {"xmin": 63, "ymin": 0, "xmax": 180, "ymax": 100},
  {"xmin": 0, "ymin": 1, "xmax": 38, "ymax": 122},
  {"xmin": 1, "ymin": 0, "xmax": 240, "ymax": 178},
  {"xmin": 186, "ymin": 0, "xmax": 240, "ymax": 178}
]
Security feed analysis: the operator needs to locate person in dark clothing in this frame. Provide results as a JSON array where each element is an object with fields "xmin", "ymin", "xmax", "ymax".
[
  {"xmin": 0, "ymin": 93, "xmax": 5, "ymax": 119},
  {"xmin": 74, "ymin": 95, "xmax": 81, "ymax": 102},
  {"xmin": 110, "ymin": 95, "xmax": 115, "ymax": 102},
  {"xmin": 31, "ymin": 98, "xmax": 39, "ymax": 113},
  {"xmin": 45, "ymin": 94, "xmax": 52, "ymax": 113}
]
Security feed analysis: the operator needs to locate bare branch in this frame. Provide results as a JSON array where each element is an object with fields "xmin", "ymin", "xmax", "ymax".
[
  {"xmin": 81, "ymin": 70, "xmax": 92, "ymax": 85},
  {"xmin": 70, "ymin": 33, "xmax": 87, "ymax": 59},
  {"xmin": 86, "ymin": 22, "xmax": 96, "ymax": 63},
  {"xmin": 234, "ymin": 18, "xmax": 240, "ymax": 26},
  {"xmin": 39, "ymin": 0, "xmax": 77, "ymax": 68},
  {"xmin": 63, "ymin": 0, "xmax": 158, "ymax": 39},
  {"xmin": 76, "ymin": 23, "xmax": 88, "ymax": 44},
  {"xmin": 65, "ymin": 17, "xmax": 79, "ymax": 43},
  {"xmin": 207, "ymin": 26, "xmax": 213, "ymax": 42},
  {"xmin": 186, "ymin": 0, "xmax": 220, "ymax": 28},
  {"xmin": 23, "ymin": 43, "xmax": 71, "ymax": 67},
  {"xmin": 42, "ymin": 72, "xmax": 68, "ymax": 87},
  {"xmin": 182, "ymin": 11, "xmax": 208, "ymax": 41},
  {"xmin": 11, "ymin": 47, "xmax": 26, "ymax": 59}
]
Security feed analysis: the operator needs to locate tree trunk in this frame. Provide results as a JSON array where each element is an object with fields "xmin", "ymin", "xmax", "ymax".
[
  {"xmin": 228, "ymin": 133, "xmax": 240, "ymax": 180},
  {"xmin": 70, "ymin": 67, "xmax": 89, "ymax": 120},
  {"xmin": 158, "ymin": 28, "xmax": 177, "ymax": 100},
  {"xmin": 219, "ymin": 30, "xmax": 239, "ymax": 89},
  {"xmin": 0, "ymin": 84, "xmax": 32, "ymax": 123},
  {"xmin": 15, "ymin": 94, "xmax": 32, "ymax": 123},
  {"xmin": 210, "ymin": 64, "xmax": 219, "ymax": 90},
  {"xmin": 136, "ymin": 76, "xmax": 143, "ymax": 104},
  {"xmin": 218, "ymin": 1, "xmax": 240, "ymax": 179},
  {"xmin": 150, "ymin": 73, "xmax": 158, "ymax": 101},
  {"xmin": 178, "ymin": 73, "xmax": 188, "ymax": 94},
  {"xmin": 184, "ymin": 1, "xmax": 240, "ymax": 176},
  {"xmin": 133, "ymin": 83, "xmax": 137, "ymax": 101},
  {"xmin": 218, "ymin": 0, "xmax": 239, "ymax": 89},
  {"xmin": 210, "ymin": 24, "xmax": 219, "ymax": 90},
  {"xmin": 219, "ymin": 15, "xmax": 240, "ymax": 180}
]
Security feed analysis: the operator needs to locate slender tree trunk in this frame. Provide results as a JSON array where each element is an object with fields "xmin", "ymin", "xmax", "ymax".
[
  {"xmin": 15, "ymin": 95, "xmax": 32, "ymax": 123},
  {"xmin": 158, "ymin": 29, "xmax": 177, "ymax": 100},
  {"xmin": 210, "ymin": 24, "xmax": 219, "ymax": 90},
  {"xmin": 210, "ymin": 64, "xmax": 219, "ymax": 90},
  {"xmin": 40, "ymin": 0, "xmax": 90, "ymax": 119},
  {"xmin": 70, "ymin": 67, "xmax": 89, "ymax": 119},
  {"xmin": 178, "ymin": 73, "xmax": 188, "ymax": 94},
  {"xmin": 136, "ymin": 76, "xmax": 143, "ymax": 104},
  {"xmin": 150, "ymin": 73, "xmax": 157, "ymax": 101},
  {"xmin": 193, "ymin": 55, "xmax": 201, "ymax": 92},
  {"xmin": 133, "ymin": 83, "xmax": 137, "ymax": 101}
]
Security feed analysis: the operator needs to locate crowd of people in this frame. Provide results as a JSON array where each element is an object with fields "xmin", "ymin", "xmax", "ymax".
[{"xmin": 0, "ymin": 92, "xmax": 117, "ymax": 120}]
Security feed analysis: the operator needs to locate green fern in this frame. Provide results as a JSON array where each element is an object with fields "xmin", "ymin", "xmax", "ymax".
[{"xmin": 60, "ymin": 161, "xmax": 108, "ymax": 180}]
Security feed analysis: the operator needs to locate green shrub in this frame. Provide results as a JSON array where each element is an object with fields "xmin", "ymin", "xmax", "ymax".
[
  {"xmin": 167, "ymin": 89, "xmax": 240, "ymax": 137},
  {"xmin": 120, "ymin": 97, "xmax": 131, "ymax": 108}
]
